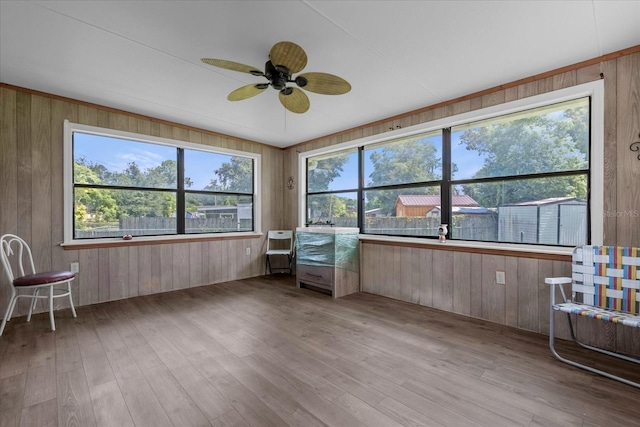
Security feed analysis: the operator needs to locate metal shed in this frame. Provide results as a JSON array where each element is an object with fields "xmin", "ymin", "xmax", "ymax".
[{"xmin": 498, "ymin": 197, "xmax": 587, "ymax": 246}]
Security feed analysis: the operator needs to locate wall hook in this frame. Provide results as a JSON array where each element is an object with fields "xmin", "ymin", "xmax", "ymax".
[
  {"xmin": 631, "ymin": 133, "xmax": 640, "ymax": 161},
  {"xmin": 286, "ymin": 176, "xmax": 296, "ymax": 190}
]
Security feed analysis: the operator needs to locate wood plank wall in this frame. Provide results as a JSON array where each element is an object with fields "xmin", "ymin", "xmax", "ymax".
[
  {"xmin": 284, "ymin": 50, "xmax": 640, "ymax": 354},
  {"xmin": 1, "ymin": 49, "xmax": 638, "ymax": 354},
  {"xmin": 0, "ymin": 86, "xmax": 285, "ymax": 317}
]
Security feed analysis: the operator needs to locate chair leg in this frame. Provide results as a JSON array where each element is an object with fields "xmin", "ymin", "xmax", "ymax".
[
  {"xmin": 5, "ymin": 289, "xmax": 18, "ymax": 322},
  {"xmin": 0, "ymin": 293, "xmax": 17, "ymax": 336},
  {"xmin": 549, "ymin": 286, "xmax": 640, "ymax": 389},
  {"xmin": 27, "ymin": 288, "xmax": 40, "ymax": 322},
  {"xmin": 68, "ymin": 283, "xmax": 77, "ymax": 318},
  {"xmin": 265, "ymin": 255, "xmax": 271, "ymax": 275},
  {"xmin": 49, "ymin": 285, "xmax": 55, "ymax": 332}
]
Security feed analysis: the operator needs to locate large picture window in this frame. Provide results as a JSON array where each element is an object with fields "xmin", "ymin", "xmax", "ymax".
[
  {"xmin": 301, "ymin": 82, "xmax": 603, "ymax": 248},
  {"xmin": 64, "ymin": 122, "xmax": 259, "ymax": 243}
]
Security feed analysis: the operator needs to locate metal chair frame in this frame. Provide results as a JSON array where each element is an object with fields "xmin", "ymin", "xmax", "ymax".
[
  {"xmin": 0, "ymin": 234, "xmax": 77, "ymax": 336},
  {"xmin": 548, "ymin": 279, "xmax": 640, "ymax": 389},
  {"xmin": 546, "ymin": 245, "xmax": 640, "ymax": 389}
]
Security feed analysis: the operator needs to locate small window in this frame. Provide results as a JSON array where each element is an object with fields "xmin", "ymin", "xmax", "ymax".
[
  {"xmin": 363, "ymin": 131, "xmax": 442, "ymax": 236},
  {"xmin": 306, "ymin": 148, "xmax": 358, "ymax": 226}
]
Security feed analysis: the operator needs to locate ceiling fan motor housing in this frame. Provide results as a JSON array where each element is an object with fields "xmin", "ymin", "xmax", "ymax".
[{"xmin": 265, "ymin": 61, "xmax": 290, "ymax": 91}]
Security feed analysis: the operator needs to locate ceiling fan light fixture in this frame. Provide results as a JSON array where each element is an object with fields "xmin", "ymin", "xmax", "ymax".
[{"xmin": 271, "ymin": 79, "xmax": 287, "ymax": 91}]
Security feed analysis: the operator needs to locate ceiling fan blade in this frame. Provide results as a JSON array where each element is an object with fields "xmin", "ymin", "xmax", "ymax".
[
  {"xmin": 201, "ymin": 58, "xmax": 263, "ymax": 76},
  {"xmin": 297, "ymin": 72, "xmax": 351, "ymax": 95},
  {"xmin": 227, "ymin": 84, "xmax": 267, "ymax": 101},
  {"xmin": 279, "ymin": 87, "xmax": 309, "ymax": 114},
  {"xmin": 270, "ymin": 41, "xmax": 307, "ymax": 74}
]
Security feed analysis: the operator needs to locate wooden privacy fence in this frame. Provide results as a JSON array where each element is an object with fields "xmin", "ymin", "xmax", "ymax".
[
  {"xmin": 332, "ymin": 214, "xmax": 498, "ymax": 240},
  {"xmin": 75, "ymin": 217, "xmax": 251, "ymax": 238},
  {"xmin": 75, "ymin": 215, "xmax": 497, "ymax": 240}
]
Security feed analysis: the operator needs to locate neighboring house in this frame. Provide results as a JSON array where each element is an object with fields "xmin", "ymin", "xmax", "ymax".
[
  {"xmin": 395, "ymin": 194, "xmax": 479, "ymax": 217},
  {"xmin": 196, "ymin": 205, "xmax": 238, "ymax": 219},
  {"xmin": 196, "ymin": 203, "xmax": 253, "ymax": 220}
]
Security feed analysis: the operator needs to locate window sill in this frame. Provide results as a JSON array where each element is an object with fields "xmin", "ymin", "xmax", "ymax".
[
  {"xmin": 61, "ymin": 232, "xmax": 263, "ymax": 250},
  {"xmin": 359, "ymin": 234, "xmax": 573, "ymax": 261}
]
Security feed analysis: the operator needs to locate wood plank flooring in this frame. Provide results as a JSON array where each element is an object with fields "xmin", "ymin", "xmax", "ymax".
[{"xmin": 1, "ymin": 275, "xmax": 639, "ymax": 427}]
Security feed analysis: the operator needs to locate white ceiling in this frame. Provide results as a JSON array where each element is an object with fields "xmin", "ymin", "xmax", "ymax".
[{"xmin": 1, "ymin": 1, "xmax": 639, "ymax": 148}]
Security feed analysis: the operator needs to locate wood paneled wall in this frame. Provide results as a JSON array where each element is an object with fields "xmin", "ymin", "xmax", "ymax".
[
  {"xmin": 1, "ymin": 49, "xmax": 638, "ymax": 353},
  {"xmin": 0, "ymin": 86, "xmax": 284, "ymax": 317},
  {"xmin": 284, "ymin": 49, "xmax": 640, "ymax": 352}
]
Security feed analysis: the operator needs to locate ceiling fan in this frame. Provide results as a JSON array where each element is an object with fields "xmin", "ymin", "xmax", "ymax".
[{"xmin": 201, "ymin": 41, "xmax": 351, "ymax": 114}]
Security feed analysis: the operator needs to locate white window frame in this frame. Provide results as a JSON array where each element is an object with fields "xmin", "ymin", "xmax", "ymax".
[
  {"xmin": 299, "ymin": 80, "xmax": 604, "ymax": 255},
  {"xmin": 63, "ymin": 120, "xmax": 262, "ymax": 246}
]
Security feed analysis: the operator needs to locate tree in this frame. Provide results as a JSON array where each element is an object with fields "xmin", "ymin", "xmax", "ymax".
[
  {"xmin": 210, "ymin": 156, "xmax": 253, "ymax": 193},
  {"xmin": 366, "ymin": 138, "xmax": 441, "ymax": 215},
  {"xmin": 307, "ymin": 194, "xmax": 356, "ymax": 222},
  {"xmin": 73, "ymin": 163, "xmax": 118, "ymax": 227},
  {"xmin": 307, "ymin": 154, "xmax": 350, "ymax": 193},
  {"xmin": 198, "ymin": 156, "xmax": 254, "ymax": 208},
  {"xmin": 304, "ymin": 153, "xmax": 353, "ymax": 222},
  {"xmin": 459, "ymin": 107, "xmax": 588, "ymax": 207},
  {"xmin": 145, "ymin": 159, "xmax": 179, "ymax": 188},
  {"xmin": 75, "ymin": 158, "xmax": 184, "ymax": 219}
]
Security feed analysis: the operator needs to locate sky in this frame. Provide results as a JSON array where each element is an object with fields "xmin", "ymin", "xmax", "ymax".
[
  {"xmin": 74, "ymin": 133, "xmax": 229, "ymax": 190},
  {"xmin": 316, "ymin": 130, "xmax": 487, "ymax": 194},
  {"xmin": 75, "ymin": 128, "xmax": 487, "ymax": 195}
]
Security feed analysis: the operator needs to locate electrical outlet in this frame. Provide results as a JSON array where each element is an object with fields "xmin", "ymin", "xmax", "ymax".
[
  {"xmin": 70, "ymin": 262, "xmax": 79, "ymax": 273},
  {"xmin": 245, "ymin": 247, "xmax": 250, "ymax": 256},
  {"xmin": 496, "ymin": 270, "xmax": 506, "ymax": 285}
]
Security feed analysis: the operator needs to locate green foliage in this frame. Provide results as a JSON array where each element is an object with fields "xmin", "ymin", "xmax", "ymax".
[
  {"xmin": 368, "ymin": 139, "xmax": 439, "ymax": 186},
  {"xmin": 306, "ymin": 152, "xmax": 353, "ymax": 221},
  {"xmin": 74, "ymin": 151, "xmax": 254, "ymax": 234},
  {"xmin": 206, "ymin": 156, "xmax": 253, "ymax": 193},
  {"xmin": 74, "ymin": 158, "xmax": 181, "ymax": 224},
  {"xmin": 459, "ymin": 107, "xmax": 588, "ymax": 207},
  {"xmin": 307, "ymin": 154, "xmax": 351, "ymax": 193},
  {"xmin": 308, "ymin": 194, "xmax": 357, "ymax": 222},
  {"xmin": 73, "ymin": 164, "xmax": 118, "ymax": 227},
  {"xmin": 366, "ymin": 139, "xmax": 441, "ymax": 215}
]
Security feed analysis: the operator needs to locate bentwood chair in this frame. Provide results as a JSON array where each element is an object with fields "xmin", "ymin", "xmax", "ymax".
[
  {"xmin": 0, "ymin": 234, "xmax": 77, "ymax": 336},
  {"xmin": 265, "ymin": 230, "xmax": 294, "ymax": 275}
]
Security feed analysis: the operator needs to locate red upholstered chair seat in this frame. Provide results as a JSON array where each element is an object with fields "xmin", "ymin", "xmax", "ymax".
[{"xmin": 13, "ymin": 271, "xmax": 76, "ymax": 287}]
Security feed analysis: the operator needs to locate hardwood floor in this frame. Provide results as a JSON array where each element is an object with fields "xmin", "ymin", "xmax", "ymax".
[{"xmin": 1, "ymin": 275, "xmax": 639, "ymax": 427}]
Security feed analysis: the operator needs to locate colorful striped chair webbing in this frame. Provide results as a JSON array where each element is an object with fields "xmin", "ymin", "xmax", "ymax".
[{"xmin": 568, "ymin": 246, "xmax": 640, "ymax": 323}]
